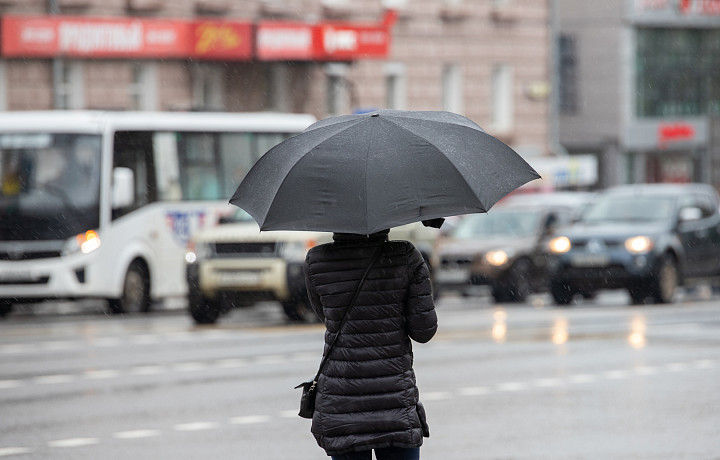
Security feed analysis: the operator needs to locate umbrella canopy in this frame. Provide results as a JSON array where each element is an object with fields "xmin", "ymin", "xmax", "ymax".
[{"xmin": 230, "ymin": 110, "xmax": 540, "ymax": 234}]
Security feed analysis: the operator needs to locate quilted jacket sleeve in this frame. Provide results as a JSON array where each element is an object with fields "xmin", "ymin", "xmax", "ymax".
[
  {"xmin": 405, "ymin": 245, "xmax": 438, "ymax": 343},
  {"xmin": 304, "ymin": 251, "xmax": 324, "ymax": 322}
]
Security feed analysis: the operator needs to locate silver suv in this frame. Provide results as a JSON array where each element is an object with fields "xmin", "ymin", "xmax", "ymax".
[{"xmin": 185, "ymin": 210, "xmax": 440, "ymax": 324}]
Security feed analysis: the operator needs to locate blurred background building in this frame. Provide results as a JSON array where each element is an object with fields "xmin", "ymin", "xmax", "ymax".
[
  {"xmin": 0, "ymin": 0, "xmax": 562, "ymax": 185},
  {"xmin": 557, "ymin": 0, "xmax": 720, "ymax": 188}
]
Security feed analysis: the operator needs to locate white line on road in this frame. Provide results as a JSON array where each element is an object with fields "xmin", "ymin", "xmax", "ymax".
[
  {"xmin": 0, "ymin": 447, "xmax": 32, "ymax": 457},
  {"xmin": 48, "ymin": 437, "xmax": 100, "ymax": 448},
  {"xmin": 32, "ymin": 374, "xmax": 75, "ymax": 385},
  {"xmin": 112, "ymin": 429, "xmax": 162, "ymax": 439},
  {"xmin": 0, "ymin": 380, "xmax": 21, "ymax": 390},
  {"xmin": 173, "ymin": 422, "xmax": 220, "ymax": 432},
  {"xmin": 83, "ymin": 369, "xmax": 121, "ymax": 380},
  {"xmin": 229, "ymin": 415, "xmax": 271, "ymax": 425}
]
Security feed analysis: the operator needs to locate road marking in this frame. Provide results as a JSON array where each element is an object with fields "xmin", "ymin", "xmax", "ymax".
[
  {"xmin": 423, "ymin": 391, "xmax": 454, "ymax": 401},
  {"xmin": 171, "ymin": 362, "xmax": 207, "ymax": 372},
  {"xmin": 635, "ymin": 366, "xmax": 659, "ymax": 376},
  {"xmin": 112, "ymin": 429, "xmax": 161, "ymax": 439},
  {"xmin": 0, "ymin": 447, "xmax": 32, "ymax": 457},
  {"xmin": 214, "ymin": 358, "xmax": 248, "ymax": 368},
  {"xmin": 532, "ymin": 377, "xmax": 564, "ymax": 387},
  {"xmin": 569, "ymin": 374, "xmax": 597, "ymax": 384},
  {"xmin": 48, "ymin": 437, "xmax": 100, "ymax": 448},
  {"xmin": 496, "ymin": 382, "xmax": 529, "ymax": 392},
  {"xmin": 229, "ymin": 415, "xmax": 271, "ymax": 425},
  {"xmin": 83, "ymin": 369, "xmax": 121, "ymax": 380},
  {"xmin": 694, "ymin": 359, "xmax": 716, "ymax": 369},
  {"xmin": 279, "ymin": 410, "xmax": 299, "ymax": 418},
  {"xmin": 602, "ymin": 370, "xmax": 630, "ymax": 380},
  {"xmin": 0, "ymin": 380, "xmax": 21, "ymax": 390},
  {"xmin": 129, "ymin": 365, "xmax": 167, "ymax": 375},
  {"xmin": 173, "ymin": 422, "xmax": 220, "ymax": 432},
  {"xmin": 458, "ymin": 386, "xmax": 491, "ymax": 396},
  {"xmin": 32, "ymin": 374, "xmax": 75, "ymax": 385}
]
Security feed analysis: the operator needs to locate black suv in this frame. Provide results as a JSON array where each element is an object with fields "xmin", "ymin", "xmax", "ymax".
[{"xmin": 546, "ymin": 183, "xmax": 720, "ymax": 305}]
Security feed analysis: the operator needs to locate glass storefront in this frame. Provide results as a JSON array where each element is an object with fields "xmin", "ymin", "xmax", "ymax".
[{"xmin": 636, "ymin": 28, "xmax": 720, "ymax": 118}]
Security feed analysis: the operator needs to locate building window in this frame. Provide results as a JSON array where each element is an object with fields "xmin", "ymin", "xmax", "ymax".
[
  {"xmin": 192, "ymin": 63, "xmax": 225, "ymax": 111},
  {"xmin": 384, "ymin": 62, "xmax": 406, "ymax": 110},
  {"xmin": 636, "ymin": 28, "xmax": 720, "ymax": 117},
  {"xmin": 326, "ymin": 63, "xmax": 349, "ymax": 115},
  {"xmin": 442, "ymin": 63, "xmax": 463, "ymax": 114},
  {"xmin": 57, "ymin": 61, "xmax": 84, "ymax": 110},
  {"xmin": 491, "ymin": 63, "xmax": 513, "ymax": 131},
  {"xmin": 558, "ymin": 34, "xmax": 578, "ymax": 115},
  {"xmin": 129, "ymin": 62, "xmax": 157, "ymax": 111}
]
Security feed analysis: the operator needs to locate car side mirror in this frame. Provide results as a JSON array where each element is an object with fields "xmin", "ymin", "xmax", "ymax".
[
  {"xmin": 112, "ymin": 167, "xmax": 134, "ymax": 209},
  {"xmin": 679, "ymin": 206, "xmax": 702, "ymax": 222}
]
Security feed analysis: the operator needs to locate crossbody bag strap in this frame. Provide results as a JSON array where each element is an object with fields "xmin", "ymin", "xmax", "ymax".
[{"xmin": 312, "ymin": 242, "xmax": 384, "ymax": 383}]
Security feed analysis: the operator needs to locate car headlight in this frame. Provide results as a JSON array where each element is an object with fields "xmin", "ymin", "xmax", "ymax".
[
  {"xmin": 280, "ymin": 239, "xmax": 317, "ymax": 262},
  {"xmin": 485, "ymin": 250, "xmax": 509, "ymax": 267},
  {"xmin": 185, "ymin": 241, "xmax": 211, "ymax": 264},
  {"xmin": 63, "ymin": 230, "xmax": 101, "ymax": 256},
  {"xmin": 625, "ymin": 236, "xmax": 653, "ymax": 254},
  {"xmin": 548, "ymin": 236, "xmax": 571, "ymax": 254}
]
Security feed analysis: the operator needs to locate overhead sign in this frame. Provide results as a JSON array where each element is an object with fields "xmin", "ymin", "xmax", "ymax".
[{"xmin": 0, "ymin": 15, "xmax": 253, "ymax": 60}]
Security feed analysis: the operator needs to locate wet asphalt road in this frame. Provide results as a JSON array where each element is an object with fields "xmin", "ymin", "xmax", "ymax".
[{"xmin": 1, "ymin": 290, "xmax": 720, "ymax": 460}]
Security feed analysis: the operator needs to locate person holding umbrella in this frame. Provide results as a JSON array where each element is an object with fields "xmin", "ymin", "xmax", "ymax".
[
  {"xmin": 302, "ymin": 225, "xmax": 438, "ymax": 459},
  {"xmin": 230, "ymin": 110, "xmax": 539, "ymax": 459}
]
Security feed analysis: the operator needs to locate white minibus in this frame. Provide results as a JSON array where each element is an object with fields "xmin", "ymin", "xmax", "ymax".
[{"xmin": 0, "ymin": 111, "xmax": 315, "ymax": 317}]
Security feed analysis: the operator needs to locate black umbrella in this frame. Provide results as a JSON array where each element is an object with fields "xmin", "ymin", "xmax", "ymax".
[{"xmin": 230, "ymin": 110, "xmax": 540, "ymax": 234}]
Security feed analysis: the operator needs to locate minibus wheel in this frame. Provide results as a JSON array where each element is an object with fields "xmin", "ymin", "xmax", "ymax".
[{"xmin": 109, "ymin": 260, "xmax": 151, "ymax": 314}]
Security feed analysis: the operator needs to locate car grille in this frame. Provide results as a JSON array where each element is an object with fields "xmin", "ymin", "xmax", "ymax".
[
  {"xmin": 0, "ymin": 250, "xmax": 62, "ymax": 261},
  {"xmin": 213, "ymin": 242, "xmax": 277, "ymax": 256},
  {"xmin": 440, "ymin": 256, "xmax": 473, "ymax": 268}
]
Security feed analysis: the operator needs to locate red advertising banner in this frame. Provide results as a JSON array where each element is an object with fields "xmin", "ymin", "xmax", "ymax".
[
  {"xmin": 1, "ymin": 13, "xmax": 392, "ymax": 61},
  {"xmin": 191, "ymin": 21, "xmax": 253, "ymax": 60},
  {"xmin": 0, "ymin": 15, "xmax": 252, "ymax": 60},
  {"xmin": 313, "ymin": 23, "xmax": 390, "ymax": 60},
  {"xmin": 256, "ymin": 22, "xmax": 314, "ymax": 60}
]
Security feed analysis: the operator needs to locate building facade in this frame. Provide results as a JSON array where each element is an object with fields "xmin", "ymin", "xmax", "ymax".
[
  {"xmin": 0, "ymin": 0, "xmax": 551, "ymax": 169},
  {"xmin": 557, "ymin": 0, "xmax": 720, "ymax": 188}
]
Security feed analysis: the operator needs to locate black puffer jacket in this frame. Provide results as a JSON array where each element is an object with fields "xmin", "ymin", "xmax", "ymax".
[{"xmin": 303, "ymin": 230, "xmax": 438, "ymax": 456}]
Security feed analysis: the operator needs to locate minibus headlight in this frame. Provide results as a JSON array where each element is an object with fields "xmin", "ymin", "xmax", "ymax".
[{"xmin": 63, "ymin": 230, "xmax": 101, "ymax": 256}]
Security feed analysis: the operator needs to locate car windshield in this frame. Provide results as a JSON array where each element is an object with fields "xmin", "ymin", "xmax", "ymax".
[
  {"xmin": 452, "ymin": 209, "xmax": 541, "ymax": 238},
  {"xmin": 0, "ymin": 133, "xmax": 102, "ymax": 240},
  {"xmin": 581, "ymin": 195, "xmax": 675, "ymax": 224}
]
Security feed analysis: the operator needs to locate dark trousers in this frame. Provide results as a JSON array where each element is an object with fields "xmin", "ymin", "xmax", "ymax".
[{"xmin": 331, "ymin": 447, "xmax": 420, "ymax": 460}]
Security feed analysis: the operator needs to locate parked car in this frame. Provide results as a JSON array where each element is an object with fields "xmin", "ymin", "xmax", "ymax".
[
  {"xmin": 185, "ymin": 210, "xmax": 440, "ymax": 324},
  {"xmin": 432, "ymin": 192, "xmax": 593, "ymax": 302},
  {"xmin": 546, "ymin": 183, "xmax": 720, "ymax": 305}
]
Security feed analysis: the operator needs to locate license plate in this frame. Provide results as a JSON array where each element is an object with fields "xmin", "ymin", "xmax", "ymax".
[
  {"xmin": 570, "ymin": 254, "xmax": 610, "ymax": 267},
  {"xmin": 435, "ymin": 268, "xmax": 470, "ymax": 283},
  {"xmin": 217, "ymin": 271, "xmax": 262, "ymax": 286}
]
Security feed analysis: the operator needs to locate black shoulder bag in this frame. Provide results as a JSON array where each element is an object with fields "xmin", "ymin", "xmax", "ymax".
[{"xmin": 295, "ymin": 242, "xmax": 384, "ymax": 419}]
